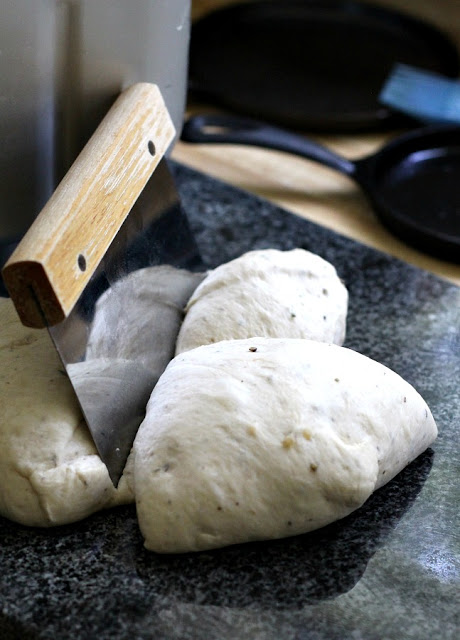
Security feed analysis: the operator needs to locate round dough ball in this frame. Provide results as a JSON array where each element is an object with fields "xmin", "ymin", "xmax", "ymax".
[
  {"xmin": 87, "ymin": 265, "xmax": 205, "ymax": 368},
  {"xmin": 0, "ymin": 298, "xmax": 133, "ymax": 527},
  {"xmin": 175, "ymin": 248, "xmax": 348, "ymax": 354},
  {"xmin": 134, "ymin": 337, "xmax": 437, "ymax": 553}
]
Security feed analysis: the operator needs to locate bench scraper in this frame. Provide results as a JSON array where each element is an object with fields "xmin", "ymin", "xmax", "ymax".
[{"xmin": 2, "ymin": 83, "xmax": 204, "ymax": 487}]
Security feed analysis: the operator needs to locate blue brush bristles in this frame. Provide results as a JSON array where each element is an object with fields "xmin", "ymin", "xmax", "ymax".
[{"xmin": 379, "ymin": 63, "xmax": 460, "ymax": 125}]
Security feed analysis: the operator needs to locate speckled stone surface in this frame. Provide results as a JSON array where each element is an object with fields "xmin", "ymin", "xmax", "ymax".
[{"xmin": 1, "ymin": 162, "xmax": 459, "ymax": 639}]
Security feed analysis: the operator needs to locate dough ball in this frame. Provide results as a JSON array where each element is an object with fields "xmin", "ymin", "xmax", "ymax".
[
  {"xmin": 87, "ymin": 265, "xmax": 205, "ymax": 369},
  {"xmin": 134, "ymin": 338, "xmax": 437, "ymax": 553},
  {"xmin": 0, "ymin": 298, "xmax": 133, "ymax": 527},
  {"xmin": 175, "ymin": 249, "xmax": 348, "ymax": 354}
]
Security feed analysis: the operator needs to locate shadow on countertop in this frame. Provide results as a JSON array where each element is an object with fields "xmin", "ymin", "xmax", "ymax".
[
  {"xmin": 136, "ymin": 448, "xmax": 434, "ymax": 609},
  {"xmin": 0, "ymin": 448, "xmax": 434, "ymax": 640}
]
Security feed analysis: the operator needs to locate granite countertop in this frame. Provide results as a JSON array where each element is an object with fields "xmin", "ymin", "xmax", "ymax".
[{"xmin": 1, "ymin": 163, "xmax": 459, "ymax": 639}]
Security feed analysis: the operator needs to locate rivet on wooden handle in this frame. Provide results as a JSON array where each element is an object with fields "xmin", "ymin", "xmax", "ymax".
[{"xmin": 2, "ymin": 82, "xmax": 175, "ymax": 328}]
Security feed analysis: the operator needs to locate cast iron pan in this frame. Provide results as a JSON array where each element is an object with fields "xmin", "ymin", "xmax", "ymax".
[
  {"xmin": 181, "ymin": 114, "xmax": 460, "ymax": 261},
  {"xmin": 188, "ymin": 0, "xmax": 459, "ymax": 132}
]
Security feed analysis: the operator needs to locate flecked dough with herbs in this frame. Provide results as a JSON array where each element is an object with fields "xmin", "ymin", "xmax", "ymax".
[
  {"xmin": 175, "ymin": 248, "xmax": 348, "ymax": 354},
  {"xmin": 134, "ymin": 337, "xmax": 437, "ymax": 553},
  {"xmin": 0, "ymin": 298, "xmax": 133, "ymax": 527}
]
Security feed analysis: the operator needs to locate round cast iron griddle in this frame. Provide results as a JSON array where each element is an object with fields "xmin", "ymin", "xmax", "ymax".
[
  {"xmin": 364, "ymin": 129, "xmax": 460, "ymax": 254},
  {"xmin": 181, "ymin": 115, "xmax": 460, "ymax": 261},
  {"xmin": 188, "ymin": 0, "xmax": 460, "ymax": 132}
]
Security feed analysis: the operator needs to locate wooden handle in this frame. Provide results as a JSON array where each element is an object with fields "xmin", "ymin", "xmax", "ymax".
[{"xmin": 2, "ymin": 83, "xmax": 175, "ymax": 328}]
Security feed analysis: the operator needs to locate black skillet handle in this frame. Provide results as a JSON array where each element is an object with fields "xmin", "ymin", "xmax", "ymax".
[{"xmin": 181, "ymin": 114, "xmax": 357, "ymax": 178}]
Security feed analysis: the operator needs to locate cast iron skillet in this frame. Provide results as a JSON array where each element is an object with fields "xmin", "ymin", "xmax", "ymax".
[
  {"xmin": 181, "ymin": 114, "xmax": 460, "ymax": 262},
  {"xmin": 189, "ymin": 0, "xmax": 460, "ymax": 132}
]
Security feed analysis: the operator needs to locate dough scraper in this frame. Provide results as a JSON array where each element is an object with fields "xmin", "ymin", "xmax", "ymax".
[{"xmin": 2, "ymin": 83, "xmax": 204, "ymax": 487}]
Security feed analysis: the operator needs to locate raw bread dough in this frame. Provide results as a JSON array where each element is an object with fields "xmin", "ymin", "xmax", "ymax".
[
  {"xmin": 87, "ymin": 265, "xmax": 205, "ymax": 368},
  {"xmin": 134, "ymin": 337, "xmax": 437, "ymax": 553},
  {"xmin": 0, "ymin": 298, "xmax": 133, "ymax": 527},
  {"xmin": 175, "ymin": 248, "xmax": 348, "ymax": 354}
]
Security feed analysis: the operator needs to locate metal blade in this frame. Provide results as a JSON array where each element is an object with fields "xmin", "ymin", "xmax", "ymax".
[{"xmin": 48, "ymin": 159, "xmax": 205, "ymax": 486}]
